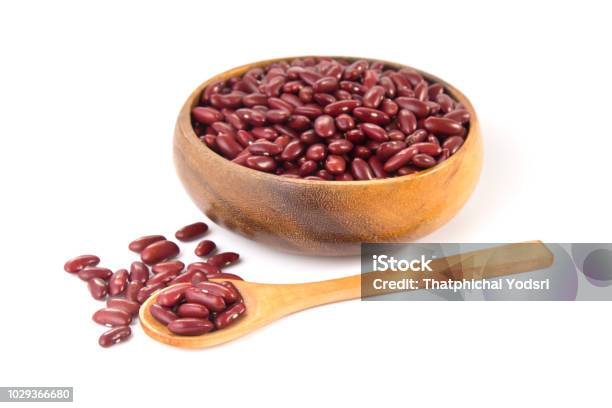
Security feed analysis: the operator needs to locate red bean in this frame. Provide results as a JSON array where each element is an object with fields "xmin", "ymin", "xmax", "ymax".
[
  {"xmin": 359, "ymin": 123, "xmax": 388, "ymax": 142},
  {"xmin": 193, "ymin": 281, "xmax": 238, "ymax": 303},
  {"xmin": 406, "ymin": 129, "xmax": 428, "ymax": 145},
  {"xmin": 384, "ymin": 146, "xmax": 419, "ymax": 173},
  {"xmin": 64, "ymin": 255, "xmax": 100, "ymax": 273},
  {"xmin": 266, "ymin": 109, "xmax": 290, "ymax": 123},
  {"xmin": 220, "ymin": 281, "xmax": 242, "ymax": 302},
  {"xmin": 351, "ymin": 158, "xmax": 375, "ymax": 180},
  {"xmin": 412, "ymin": 142, "xmax": 442, "ymax": 157},
  {"xmin": 150, "ymin": 303, "xmax": 178, "ymax": 325},
  {"xmin": 313, "ymin": 115, "xmax": 336, "ymax": 138},
  {"xmin": 242, "ymin": 93, "xmax": 267, "ymax": 106},
  {"xmin": 152, "ymin": 260, "xmax": 184, "ymax": 275},
  {"xmin": 187, "ymin": 262, "xmax": 222, "ymax": 275},
  {"xmin": 324, "ymin": 155, "xmax": 346, "ymax": 174},
  {"xmin": 88, "ymin": 278, "xmax": 108, "ymax": 300},
  {"xmin": 107, "ymin": 298, "xmax": 140, "ymax": 316},
  {"xmin": 176, "ymin": 303, "xmax": 210, "ymax": 319},
  {"xmin": 397, "ymin": 109, "xmax": 417, "ymax": 134},
  {"xmin": 368, "ymin": 156, "xmax": 388, "ymax": 178},
  {"xmin": 140, "ymin": 240, "xmax": 179, "ymax": 265},
  {"xmin": 78, "ymin": 267, "xmax": 112, "ymax": 281},
  {"xmin": 395, "ymin": 97, "xmax": 429, "ymax": 118},
  {"xmin": 128, "ymin": 235, "xmax": 166, "ymax": 253},
  {"xmin": 214, "ymin": 302, "xmax": 246, "ymax": 330},
  {"xmin": 195, "ymin": 240, "xmax": 216, "ymax": 257},
  {"xmin": 353, "ymin": 107, "xmax": 390, "ymax": 125},
  {"xmin": 216, "ymin": 132, "xmax": 243, "ymax": 159},
  {"xmin": 442, "ymin": 136, "xmax": 464, "ymax": 154},
  {"xmin": 436, "ymin": 93, "xmax": 455, "ymax": 113},
  {"xmin": 376, "ymin": 141, "xmax": 407, "ymax": 161},
  {"xmin": 129, "ymin": 261, "xmax": 149, "ymax": 284},
  {"xmin": 362, "ymin": 86, "xmax": 385, "ymax": 108},
  {"xmin": 444, "ymin": 109, "xmax": 470, "ymax": 124},
  {"xmin": 245, "ymin": 155, "xmax": 277, "ymax": 172},
  {"xmin": 313, "ymin": 77, "xmax": 338, "ymax": 93},
  {"xmin": 93, "ymin": 308, "xmax": 132, "ymax": 327},
  {"xmin": 192, "ymin": 107, "xmax": 223, "ymax": 125},
  {"xmin": 125, "ymin": 281, "xmax": 143, "ymax": 302},
  {"xmin": 108, "ymin": 269, "xmax": 128, "ymax": 296},
  {"xmin": 207, "ymin": 252, "xmax": 240, "ymax": 267},
  {"xmin": 147, "ymin": 269, "xmax": 180, "ymax": 287},
  {"xmin": 280, "ymin": 140, "xmax": 304, "ymax": 161},
  {"xmin": 168, "ymin": 318, "xmax": 215, "ymax": 336},
  {"xmin": 294, "ymin": 105, "xmax": 323, "ymax": 119},
  {"xmin": 175, "ymin": 222, "xmax": 208, "ymax": 241},
  {"xmin": 184, "ymin": 287, "xmax": 226, "ymax": 312},
  {"xmin": 423, "ymin": 117, "xmax": 463, "ymax": 136},
  {"xmin": 323, "ymin": 99, "xmax": 360, "ymax": 116},
  {"xmin": 328, "ymin": 139, "xmax": 353, "ymax": 155},
  {"xmin": 156, "ymin": 283, "xmax": 191, "ymax": 307},
  {"xmin": 136, "ymin": 282, "xmax": 165, "ymax": 304},
  {"xmin": 412, "ymin": 153, "xmax": 437, "ymax": 168},
  {"xmin": 248, "ymin": 141, "xmax": 282, "ymax": 157},
  {"xmin": 99, "ymin": 326, "xmax": 131, "ymax": 348}
]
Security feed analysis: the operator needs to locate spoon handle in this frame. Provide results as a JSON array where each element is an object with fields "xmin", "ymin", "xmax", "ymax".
[{"xmin": 280, "ymin": 241, "xmax": 553, "ymax": 311}]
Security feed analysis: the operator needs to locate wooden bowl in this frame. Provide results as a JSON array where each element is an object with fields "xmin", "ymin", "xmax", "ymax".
[{"xmin": 174, "ymin": 56, "xmax": 483, "ymax": 255}]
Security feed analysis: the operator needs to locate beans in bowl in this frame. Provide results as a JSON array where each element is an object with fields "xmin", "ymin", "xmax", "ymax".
[{"xmin": 191, "ymin": 57, "xmax": 470, "ymax": 180}]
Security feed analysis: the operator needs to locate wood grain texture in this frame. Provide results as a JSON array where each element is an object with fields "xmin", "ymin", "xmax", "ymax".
[
  {"xmin": 140, "ymin": 242, "xmax": 553, "ymax": 348},
  {"xmin": 174, "ymin": 56, "xmax": 484, "ymax": 255}
]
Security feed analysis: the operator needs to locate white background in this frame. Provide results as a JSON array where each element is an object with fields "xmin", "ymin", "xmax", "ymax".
[{"xmin": 1, "ymin": 1, "xmax": 610, "ymax": 407}]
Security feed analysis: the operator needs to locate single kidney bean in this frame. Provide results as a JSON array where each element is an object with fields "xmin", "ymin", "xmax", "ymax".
[
  {"xmin": 168, "ymin": 318, "xmax": 215, "ymax": 336},
  {"xmin": 314, "ymin": 77, "xmax": 338, "ymax": 93},
  {"xmin": 268, "ymin": 97, "xmax": 294, "ymax": 113},
  {"xmin": 93, "ymin": 308, "xmax": 132, "ymax": 327},
  {"xmin": 347, "ymin": 158, "xmax": 373, "ymax": 181},
  {"xmin": 376, "ymin": 141, "xmax": 407, "ymax": 161},
  {"xmin": 152, "ymin": 260, "xmax": 184, "ymax": 275},
  {"xmin": 125, "ymin": 281, "xmax": 143, "ymax": 303},
  {"xmin": 195, "ymin": 240, "xmax": 216, "ymax": 257},
  {"xmin": 78, "ymin": 267, "xmax": 112, "ymax": 281},
  {"xmin": 281, "ymin": 93, "xmax": 304, "ymax": 108},
  {"xmin": 436, "ymin": 93, "xmax": 455, "ymax": 113},
  {"xmin": 140, "ymin": 240, "xmax": 179, "ymax": 265},
  {"xmin": 136, "ymin": 282, "xmax": 165, "ymax": 304},
  {"xmin": 220, "ymin": 281, "xmax": 242, "ymax": 302},
  {"xmin": 64, "ymin": 255, "xmax": 100, "ymax": 273},
  {"xmin": 359, "ymin": 123, "xmax": 388, "ymax": 142},
  {"xmin": 169, "ymin": 270, "xmax": 206, "ymax": 285},
  {"xmin": 368, "ymin": 156, "xmax": 388, "ymax": 178},
  {"xmin": 323, "ymin": 99, "xmax": 360, "ymax": 116},
  {"xmin": 406, "ymin": 129, "xmax": 428, "ymax": 145},
  {"xmin": 381, "ymin": 98, "xmax": 399, "ymax": 116},
  {"xmin": 294, "ymin": 105, "xmax": 323, "ymax": 119},
  {"xmin": 412, "ymin": 153, "xmax": 437, "ymax": 168},
  {"xmin": 194, "ymin": 281, "xmax": 240, "ymax": 303},
  {"xmin": 328, "ymin": 139, "xmax": 353, "ymax": 155},
  {"xmin": 335, "ymin": 113, "xmax": 355, "ymax": 131},
  {"xmin": 191, "ymin": 107, "xmax": 223, "ymax": 125},
  {"xmin": 395, "ymin": 97, "xmax": 429, "ymax": 118},
  {"xmin": 210, "ymin": 92, "xmax": 243, "ymax": 109},
  {"xmin": 108, "ymin": 268, "xmax": 129, "ymax": 296},
  {"xmin": 363, "ymin": 85, "xmax": 385, "ymax": 108},
  {"xmin": 280, "ymin": 140, "xmax": 304, "ymax": 161},
  {"xmin": 442, "ymin": 136, "xmax": 464, "ymax": 154},
  {"xmin": 353, "ymin": 107, "xmax": 390, "ymax": 125},
  {"xmin": 156, "ymin": 283, "xmax": 191, "ymax": 307},
  {"xmin": 346, "ymin": 128, "xmax": 365, "ymax": 144},
  {"xmin": 245, "ymin": 155, "xmax": 277, "ymax": 172},
  {"xmin": 388, "ymin": 129, "xmax": 405, "ymax": 141},
  {"xmin": 88, "ymin": 278, "xmax": 108, "ymax": 300},
  {"xmin": 187, "ymin": 262, "xmax": 222, "ymax": 275},
  {"xmin": 414, "ymin": 81, "xmax": 429, "ymax": 101},
  {"xmin": 251, "ymin": 127, "xmax": 278, "ymax": 140},
  {"xmin": 129, "ymin": 261, "xmax": 149, "ymax": 284},
  {"xmin": 325, "ymin": 155, "xmax": 346, "ymax": 174},
  {"xmin": 384, "ymin": 146, "xmax": 419, "ymax": 173},
  {"xmin": 99, "ymin": 326, "xmax": 131, "ymax": 348},
  {"xmin": 242, "ymin": 93, "xmax": 267, "ymax": 106},
  {"xmin": 444, "ymin": 109, "xmax": 470, "ymax": 124},
  {"xmin": 313, "ymin": 93, "xmax": 336, "ymax": 106},
  {"xmin": 107, "ymin": 298, "xmax": 140, "ymax": 316},
  {"xmin": 306, "ymin": 143, "xmax": 327, "ymax": 161},
  {"xmin": 147, "ymin": 269, "xmax": 180, "ymax": 287},
  {"xmin": 423, "ymin": 117, "xmax": 463, "ymax": 136},
  {"xmin": 313, "ymin": 115, "xmax": 336, "ymax": 138},
  {"xmin": 214, "ymin": 302, "xmax": 246, "ymax": 330},
  {"xmin": 184, "ymin": 288, "xmax": 226, "ymax": 312},
  {"xmin": 216, "ymin": 133, "xmax": 243, "ymax": 159},
  {"xmin": 266, "ymin": 109, "xmax": 290, "ymax": 123},
  {"xmin": 412, "ymin": 142, "xmax": 442, "ymax": 157},
  {"xmin": 176, "ymin": 303, "xmax": 210, "ymax": 319},
  {"xmin": 150, "ymin": 303, "xmax": 178, "ymax": 325},
  {"xmin": 362, "ymin": 69, "xmax": 379, "ymax": 89},
  {"xmin": 207, "ymin": 252, "xmax": 240, "ymax": 268},
  {"xmin": 287, "ymin": 114, "xmax": 311, "ymax": 130},
  {"xmin": 397, "ymin": 109, "xmax": 417, "ymax": 134},
  {"xmin": 128, "ymin": 235, "xmax": 166, "ymax": 253},
  {"xmin": 299, "ymin": 160, "xmax": 318, "ymax": 177},
  {"xmin": 175, "ymin": 222, "xmax": 208, "ymax": 241},
  {"xmin": 298, "ymin": 86, "xmax": 314, "ymax": 102}
]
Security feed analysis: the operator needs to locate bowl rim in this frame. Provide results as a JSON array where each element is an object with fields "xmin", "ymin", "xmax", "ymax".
[{"xmin": 176, "ymin": 55, "xmax": 480, "ymax": 186}]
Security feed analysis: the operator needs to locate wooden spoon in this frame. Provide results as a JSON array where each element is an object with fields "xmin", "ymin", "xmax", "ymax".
[{"xmin": 140, "ymin": 241, "xmax": 553, "ymax": 348}]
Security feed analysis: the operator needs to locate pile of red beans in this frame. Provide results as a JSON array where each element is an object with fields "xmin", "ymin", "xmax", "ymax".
[
  {"xmin": 64, "ymin": 222, "xmax": 244, "ymax": 348},
  {"xmin": 151, "ymin": 280, "xmax": 246, "ymax": 335},
  {"xmin": 192, "ymin": 57, "xmax": 470, "ymax": 180}
]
